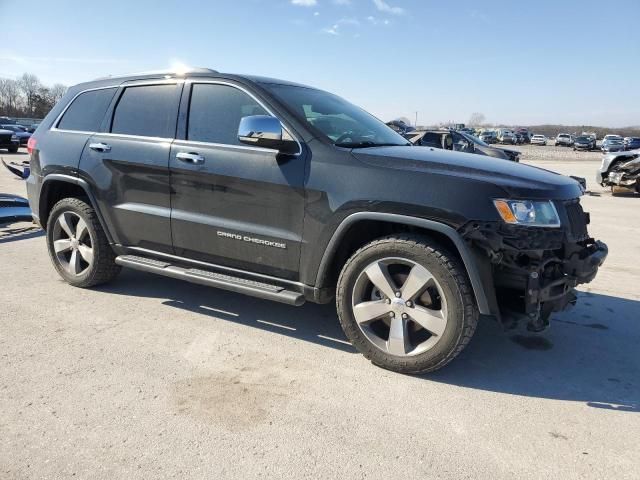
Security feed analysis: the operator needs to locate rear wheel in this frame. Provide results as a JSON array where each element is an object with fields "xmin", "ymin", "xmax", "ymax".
[
  {"xmin": 8, "ymin": 146, "xmax": 18, "ymax": 153},
  {"xmin": 336, "ymin": 235, "xmax": 478, "ymax": 374},
  {"xmin": 46, "ymin": 197, "xmax": 121, "ymax": 287}
]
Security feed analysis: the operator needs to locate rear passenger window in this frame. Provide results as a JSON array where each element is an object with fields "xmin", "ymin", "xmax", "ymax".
[
  {"xmin": 57, "ymin": 88, "xmax": 117, "ymax": 132},
  {"xmin": 111, "ymin": 85, "xmax": 176, "ymax": 138},
  {"xmin": 187, "ymin": 84, "xmax": 268, "ymax": 145}
]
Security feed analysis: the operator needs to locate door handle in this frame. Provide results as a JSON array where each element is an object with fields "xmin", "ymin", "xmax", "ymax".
[
  {"xmin": 176, "ymin": 152, "xmax": 205, "ymax": 165},
  {"xmin": 89, "ymin": 142, "xmax": 111, "ymax": 153}
]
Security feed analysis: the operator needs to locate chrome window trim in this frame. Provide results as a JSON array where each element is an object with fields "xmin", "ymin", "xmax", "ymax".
[
  {"xmin": 184, "ymin": 79, "xmax": 302, "ymax": 156},
  {"xmin": 49, "ymin": 78, "xmax": 304, "ymax": 156},
  {"xmin": 50, "ymin": 84, "xmax": 120, "ymax": 133},
  {"xmin": 50, "ymin": 80, "xmax": 184, "ymax": 135},
  {"xmin": 96, "ymin": 132, "xmax": 174, "ymax": 142},
  {"xmin": 172, "ymin": 138, "xmax": 276, "ymax": 154}
]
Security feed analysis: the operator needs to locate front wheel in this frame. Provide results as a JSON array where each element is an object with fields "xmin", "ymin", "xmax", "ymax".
[
  {"xmin": 46, "ymin": 197, "xmax": 121, "ymax": 287},
  {"xmin": 336, "ymin": 235, "xmax": 478, "ymax": 374}
]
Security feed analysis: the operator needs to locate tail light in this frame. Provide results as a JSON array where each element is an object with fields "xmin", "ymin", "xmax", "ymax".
[{"xmin": 27, "ymin": 136, "xmax": 36, "ymax": 155}]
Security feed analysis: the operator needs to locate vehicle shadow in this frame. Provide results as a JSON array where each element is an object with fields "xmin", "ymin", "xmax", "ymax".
[
  {"xmin": 0, "ymin": 224, "xmax": 43, "ymax": 244},
  {"xmin": 95, "ymin": 269, "xmax": 356, "ymax": 353},
  {"xmin": 428, "ymin": 291, "xmax": 640, "ymax": 412},
  {"xmin": 96, "ymin": 271, "xmax": 639, "ymax": 411}
]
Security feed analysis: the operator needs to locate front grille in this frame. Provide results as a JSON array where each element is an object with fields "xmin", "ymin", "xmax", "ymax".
[
  {"xmin": 565, "ymin": 200, "xmax": 589, "ymax": 240},
  {"xmin": 0, "ymin": 133, "xmax": 11, "ymax": 143}
]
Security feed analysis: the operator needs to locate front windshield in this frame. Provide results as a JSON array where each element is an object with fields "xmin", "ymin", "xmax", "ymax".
[
  {"xmin": 576, "ymin": 136, "xmax": 590, "ymax": 141},
  {"xmin": 265, "ymin": 84, "xmax": 409, "ymax": 148},
  {"xmin": 1, "ymin": 125, "xmax": 18, "ymax": 131},
  {"xmin": 460, "ymin": 131, "xmax": 489, "ymax": 147}
]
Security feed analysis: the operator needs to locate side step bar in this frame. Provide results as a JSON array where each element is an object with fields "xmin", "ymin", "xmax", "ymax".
[{"xmin": 115, "ymin": 255, "xmax": 305, "ymax": 306}]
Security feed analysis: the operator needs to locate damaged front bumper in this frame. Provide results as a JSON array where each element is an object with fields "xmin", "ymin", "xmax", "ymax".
[{"xmin": 461, "ymin": 201, "xmax": 608, "ymax": 331}]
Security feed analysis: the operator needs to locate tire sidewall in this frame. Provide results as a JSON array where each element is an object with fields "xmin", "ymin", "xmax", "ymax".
[
  {"xmin": 337, "ymin": 238, "xmax": 469, "ymax": 371},
  {"xmin": 46, "ymin": 199, "xmax": 99, "ymax": 287}
]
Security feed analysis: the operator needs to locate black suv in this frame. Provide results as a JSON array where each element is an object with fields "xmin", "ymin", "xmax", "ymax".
[{"xmin": 26, "ymin": 68, "xmax": 608, "ymax": 374}]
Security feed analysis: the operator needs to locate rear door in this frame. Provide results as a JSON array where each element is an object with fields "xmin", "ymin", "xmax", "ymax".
[
  {"xmin": 169, "ymin": 80, "xmax": 306, "ymax": 280},
  {"xmin": 77, "ymin": 81, "xmax": 182, "ymax": 253},
  {"xmin": 44, "ymin": 86, "xmax": 118, "ymax": 175}
]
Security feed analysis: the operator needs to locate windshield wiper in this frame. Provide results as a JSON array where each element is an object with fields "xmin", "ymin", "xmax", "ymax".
[{"xmin": 334, "ymin": 141, "xmax": 410, "ymax": 148}]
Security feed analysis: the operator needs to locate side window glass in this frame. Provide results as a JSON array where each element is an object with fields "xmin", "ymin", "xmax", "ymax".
[
  {"xmin": 111, "ymin": 84, "xmax": 176, "ymax": 138},
  {"xmin": 57, "ymin": 88, "xmax": 117, "ymax": 132},
  {"xmin": 187, "ymin": 83, "xmax": 268, "ymax": 145}
]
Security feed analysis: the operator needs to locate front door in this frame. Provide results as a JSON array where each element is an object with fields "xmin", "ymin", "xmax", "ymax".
[{"xmin": 169, "ymin": 81, "xmax": 306, "ymax": 280}]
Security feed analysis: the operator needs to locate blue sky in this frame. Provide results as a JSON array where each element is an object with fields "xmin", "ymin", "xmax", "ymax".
[{"xmin": 1, "ymin": 0, "xmax": 638, "ymax": 126}]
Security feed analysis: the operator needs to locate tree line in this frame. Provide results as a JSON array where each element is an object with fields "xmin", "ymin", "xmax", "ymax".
[{"xmin": 0, "ymin": 73, "xmax": 67, "ymax": 119}]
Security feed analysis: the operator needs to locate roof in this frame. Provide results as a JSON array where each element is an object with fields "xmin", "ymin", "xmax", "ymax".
[{"xmin": 69, "ymin": 68, "xmax": 317, "ymax": 94}]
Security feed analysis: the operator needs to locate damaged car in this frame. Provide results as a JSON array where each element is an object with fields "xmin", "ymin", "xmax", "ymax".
[
  {"xmin": 405, "ymin": 129, "xmax": 520, "ymax": 161},
  {"xmin": 597, "ymin": 150, "xmax": 640, "ymax": 194},
  {"xmin": 26, "ymin": 67, "xmax": 607, "ymax": 373}
]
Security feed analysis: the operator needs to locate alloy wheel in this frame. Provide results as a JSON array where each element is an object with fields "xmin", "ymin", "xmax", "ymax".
[
  {"xmin": 52, "ymin": 211, "xmax": 94, "ymax": 276},
  {"xmin": 351, "ymin": 257, "xmax": 448, "ymax": 357}
]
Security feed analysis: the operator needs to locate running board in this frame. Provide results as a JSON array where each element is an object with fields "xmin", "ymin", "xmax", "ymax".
[{"xmin": 115, "ymin": 255, "xmax": 305, "ymax": 306}]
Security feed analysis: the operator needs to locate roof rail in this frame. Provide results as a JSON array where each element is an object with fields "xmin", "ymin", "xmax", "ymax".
[{"xmin": 93, "ymin": 67, "xmax": 218, "ymax": 81}]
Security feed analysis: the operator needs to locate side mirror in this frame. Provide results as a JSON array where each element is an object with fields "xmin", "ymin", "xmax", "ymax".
[{"xmin": 238, "ymin": 115, "xmax": 299, "ymax": 154}]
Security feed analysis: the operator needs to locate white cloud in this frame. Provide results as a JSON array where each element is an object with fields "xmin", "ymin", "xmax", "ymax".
[
  {"xmin": 366, "ymin": 15, "xmax": 391, "ymax": 26},
  {"xmin": 333, "ymin": 0, "xmax": 352, "ymax": 4},
  {"xmin": 322, "ymin": 24, "xmax": 340, "ymax": 35},
  {"xmin": 291, "ymin": 0, "xmax": 317, "ymax": 6},
  {"xmin": 314, "ymin": 11, "xmax": 320, "ymax": 16},
  {"xmin": 372, "ymin": 0, "xmax": 404, "ymax": 15}
]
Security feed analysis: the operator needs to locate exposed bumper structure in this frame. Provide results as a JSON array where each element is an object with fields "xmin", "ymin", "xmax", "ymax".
[{"xmin": 460, "ymin": 200, "xmax": 607, "ymax": 331}]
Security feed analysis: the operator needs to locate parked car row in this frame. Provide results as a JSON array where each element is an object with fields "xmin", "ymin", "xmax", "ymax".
[{"xmin": 0, "ymin": 118, "xmax": 37, "ymax": 151}]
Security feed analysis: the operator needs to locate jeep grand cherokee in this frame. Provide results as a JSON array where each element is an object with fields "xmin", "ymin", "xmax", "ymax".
[{"xmin": 26, "ymin": 67, "xmax": 607, "ymax": 374}]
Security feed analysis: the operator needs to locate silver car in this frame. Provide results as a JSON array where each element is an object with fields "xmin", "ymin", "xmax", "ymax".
[{"xmin": 596, "ymin": 149, "xmax": 640, "ymax": 184}]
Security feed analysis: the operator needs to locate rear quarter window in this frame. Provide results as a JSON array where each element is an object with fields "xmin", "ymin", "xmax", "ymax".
[{"xmin": 57, "ymin": 88, "xmax": 117, "ymax": 132}]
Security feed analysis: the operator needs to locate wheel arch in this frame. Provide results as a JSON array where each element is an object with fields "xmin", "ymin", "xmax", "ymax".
[
  {"xmin": 315, "ymin": 212, "xmax": 493, "ymax": 316},
  {"xmin": 40, "ymin": 174, "xmax": 113, "ymax": 243}
]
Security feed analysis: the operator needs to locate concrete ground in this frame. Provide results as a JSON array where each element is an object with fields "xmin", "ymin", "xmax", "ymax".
[{"xmin": 1, "ymin": 146, "xmax": 638, "ymax": 479}]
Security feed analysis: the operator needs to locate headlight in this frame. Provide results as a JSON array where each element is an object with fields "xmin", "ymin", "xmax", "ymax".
[
  {"xmin": 11, "ymin": 134, "xmax": 18, "ymax": 141},
  {"xmin": 493, "ymin": 199, "xmax": 561, "ymax": 227}
]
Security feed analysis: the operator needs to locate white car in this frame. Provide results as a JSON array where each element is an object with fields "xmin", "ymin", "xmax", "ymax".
[
  {"xmin": 531, "ymin": 134, "xmax": 547, "ymax": 145},
  {"xmin": 555, "ymin": 133, "xmax": 574, "ymax": 147}
]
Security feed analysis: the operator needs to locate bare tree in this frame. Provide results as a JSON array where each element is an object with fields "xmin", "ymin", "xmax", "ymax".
[
  {"xmin": 50, "ymin": 83, "xmax": 67, "ymax": 104},
  {"xmin": 18, "ymin": 73, "xmax": 41, "ymax": 115},
  {"xmin": 0, "ymin": 78, "xmax": 21, "ymax": 115},
  {"xmin": 468, "ymin": 112, "xmax": 486, "ymax": 127}
]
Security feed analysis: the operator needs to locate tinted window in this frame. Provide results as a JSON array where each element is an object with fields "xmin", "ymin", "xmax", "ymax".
[
  {"xmin": 57, "ymin": 88, "xmax": 116, "ymax": 132},
  {"xmin": 187, "ymin": 83, "xmax": 268, "ymax": 145},
  {"xmin": 111, "ymin": 85, "xmax": 176, "ymax": 138}
]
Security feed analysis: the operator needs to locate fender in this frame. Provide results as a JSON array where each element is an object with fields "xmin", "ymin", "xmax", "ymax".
[
  {"xmin": 41, "ymin": 173, "xmax": 114, "ymax": 244},
  {"xmin": 315, "ymin": 212, "xmax": 493, "ymax": 316}
]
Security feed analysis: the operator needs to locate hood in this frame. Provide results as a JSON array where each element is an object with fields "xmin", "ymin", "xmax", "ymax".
[{"xmin": 352, "ymin": 146, "xmax": 583, "ymax": 200}]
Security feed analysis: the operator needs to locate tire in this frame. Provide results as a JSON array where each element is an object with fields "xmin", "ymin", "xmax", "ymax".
[
  {"xmin": 46, "ymin": 197, "xmax": 121, "ymax": 288},
  {"xmin": 336, "ymin": 234, "xmax": 478, "ymax": 374},
  {"xmin": 8, "ymin": 146, "xmax": 18, "ymax": 153}
]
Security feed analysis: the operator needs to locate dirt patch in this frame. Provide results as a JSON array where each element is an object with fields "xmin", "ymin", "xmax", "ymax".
[{"xmin": 172, "ymin": 360, "xmax": 301, "ymax": 430}]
